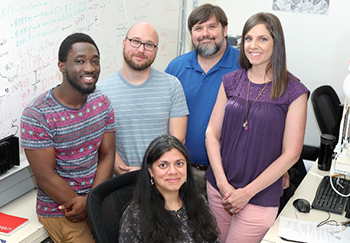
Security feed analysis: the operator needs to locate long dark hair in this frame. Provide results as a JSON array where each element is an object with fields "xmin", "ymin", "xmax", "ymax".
[
  {"xmin": 132, "ymin": 135, "xmax": 219, "ymax": 243},
  {"xmin": 239, "ymin": 12, "xmax": 289, "ymax": 99}
]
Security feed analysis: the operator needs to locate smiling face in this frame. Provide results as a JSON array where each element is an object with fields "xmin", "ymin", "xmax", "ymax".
[
  {"xmin": 59, "ymin": 42, "xmax": 100, "ymax": 94},
  {"xmin": 148, "ymin": 148, "xmax": 187, "ymax": 196},
  {"xmin": 123, "ymin": 22, "xmax": 158, "ymax": 71},
  {"xmin": 191, "ymin": 15, "xmax": 227, "ymax": 57},
  {"xmin": 244, "ymin": 23, "xmax": 273, "ymax": 69}
]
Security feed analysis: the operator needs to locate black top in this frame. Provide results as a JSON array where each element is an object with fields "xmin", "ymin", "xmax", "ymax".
[{"xmin": 119, "ymin": 201, "xmax": 221, "ymax": 243}]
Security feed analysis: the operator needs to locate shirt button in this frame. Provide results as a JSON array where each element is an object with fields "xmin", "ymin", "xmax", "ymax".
[{"xmin": 202, "ymin": 73, "xmax": 205, "ymax": 75}]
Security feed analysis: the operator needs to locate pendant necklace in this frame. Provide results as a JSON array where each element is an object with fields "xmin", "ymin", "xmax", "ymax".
[{"xmin": 243, "ymin": 78, "xmax": 269, "ymax": 131}]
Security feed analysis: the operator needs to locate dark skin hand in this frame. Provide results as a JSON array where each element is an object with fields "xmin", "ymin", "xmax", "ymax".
[
  {"xmin": 59, "ymin": 132, "xmax": 115, "ymax": 222},
  {"xmin": 57, "ymin": 132, "xmax": 115, "ymax": 222},
  {"xmin": 25, "ymin": 132, "xmax": 115, "ymax": 222},
  {"xmin": 59, "ymin": 195, "xmax": 88, "ymax": 222}
]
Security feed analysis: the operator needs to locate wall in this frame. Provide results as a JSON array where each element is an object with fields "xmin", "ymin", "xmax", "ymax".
[
  {"xmin": 0, "ymin": 0, "xmax": 181, "ymax": 147},
  {"xmin": 196, "ymin": 0, "xmax": 350, "ymax": 146}
]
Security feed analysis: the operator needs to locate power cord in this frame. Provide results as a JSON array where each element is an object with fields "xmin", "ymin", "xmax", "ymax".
[{"xmin": 316, "ymin": 211, "xmax": 340, "ymax": 228}]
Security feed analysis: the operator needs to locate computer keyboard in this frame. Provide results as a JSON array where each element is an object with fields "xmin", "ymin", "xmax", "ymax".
[{"xmin": 312, "ymin": 175, "xmax": 350, "ymax": 214}]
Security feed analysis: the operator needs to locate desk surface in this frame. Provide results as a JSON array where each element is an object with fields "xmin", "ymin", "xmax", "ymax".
[
  {"xmin": 0, "ymin": 189, "xmax": 48, "ymax": 243},
  {"xmin": 262, "ymin": 162, "xmax": 348, "ymax": 242}
]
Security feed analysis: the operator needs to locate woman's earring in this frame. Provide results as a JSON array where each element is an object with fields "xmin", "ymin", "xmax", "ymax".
[{"xmin": 150, "ymin": 177, "xmax": 154, "ymax": 185}]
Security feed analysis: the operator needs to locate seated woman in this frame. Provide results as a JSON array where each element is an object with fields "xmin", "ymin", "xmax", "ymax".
[{"xmin": 119, "ymin": 134, "xmax": 220, "ymax": 243}]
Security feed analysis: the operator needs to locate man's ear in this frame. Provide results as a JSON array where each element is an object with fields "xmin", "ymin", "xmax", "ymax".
[
  {"xmin": 58, "ymin": 61, "xmax": 65, "ymax": 74},
  {"xmin": 122, "ymin": 38, "xmax": 126, "ymax": 49}
]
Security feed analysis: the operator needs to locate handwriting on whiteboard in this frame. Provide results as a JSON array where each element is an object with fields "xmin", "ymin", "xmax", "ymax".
[{"xmin": 0, "ymin": 0, "xmax": 180, "ymax": 141}]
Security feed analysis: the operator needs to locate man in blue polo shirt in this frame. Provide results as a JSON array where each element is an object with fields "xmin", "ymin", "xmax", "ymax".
[{"xmin": 165, "ymin": 4, "xmax": 239, "ymax": 195}]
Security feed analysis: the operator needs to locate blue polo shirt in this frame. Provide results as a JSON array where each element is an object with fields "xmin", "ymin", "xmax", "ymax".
[{"xmin": 165, "ymin": 41, "xmax": 239, "ymax": 166}]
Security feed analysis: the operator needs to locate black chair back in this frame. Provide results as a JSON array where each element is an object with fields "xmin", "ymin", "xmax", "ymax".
[
  {"xmin": 87, "ymin": 171, "xmax": 140, "ymax": 243},
  {"xmin": 311, "ymin": 85, "xmax": 343, "ymax": 140}
]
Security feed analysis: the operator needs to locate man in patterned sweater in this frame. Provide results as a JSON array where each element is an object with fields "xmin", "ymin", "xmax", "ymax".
[
  {"xmin": 21, "ymin": 33, "xmax": 116, "ymax": 242},
  {"xmin": 98, "ymin": 22, "xmax": 188, "ymax": 175}
]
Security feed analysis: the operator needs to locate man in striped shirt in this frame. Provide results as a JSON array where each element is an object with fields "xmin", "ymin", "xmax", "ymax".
[
  {"xmin": 98, "ymin": 22, "xmax": 188, "ymax": 175},
  {"xmin": 21, "ymin": 33, "xmax": 115, "ymax": 242}
]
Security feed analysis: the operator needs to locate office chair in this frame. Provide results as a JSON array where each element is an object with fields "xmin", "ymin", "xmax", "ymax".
[
  {"xmin": 279, "ymin": 86, "xmax": 339, "ymax": 213},
  {"xmin": 311, "ymin": 85, "xmax": 343, "ymax": 141},
  {"xmin": 297, "ymin": 85, "xmax": 343, "ymax": 175},
  {"xmin": 288, "ymin": 85, "xmax": 342, "ymax": 175},
  {"xmin": 87, "ymin": 171, "xmax": 140, "ymax": 243},
  {"xmin": 301, "ymin": 85, "xmax": 344, "ymax": 164},
  {"xmin": 281, "ymin": 85, "xmax": 343, "ymax": 212}
]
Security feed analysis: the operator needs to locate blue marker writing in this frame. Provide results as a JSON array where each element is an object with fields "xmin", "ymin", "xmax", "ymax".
[{"xmin": 0, "ymin": 87, "xmax": 9, "ymax": 97}]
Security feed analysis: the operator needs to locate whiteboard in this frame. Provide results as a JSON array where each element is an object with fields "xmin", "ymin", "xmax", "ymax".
[{"xmin": 0, "ymin": 0, "xmax": 181, "ymax": 142}]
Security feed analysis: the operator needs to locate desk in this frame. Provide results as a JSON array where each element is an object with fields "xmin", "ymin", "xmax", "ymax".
[
  {"xmin": 0, "ymin": 189, "xmax": 48, "ymax": 243},
  {"xmin": 263, "ymin": 162, "xmax": 348, "ymax": 242}
]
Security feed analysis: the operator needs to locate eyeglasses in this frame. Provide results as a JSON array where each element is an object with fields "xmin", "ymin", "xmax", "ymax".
[{"xmin": 126, "ymin": 37, "xmax": 158, "ymax": 52}]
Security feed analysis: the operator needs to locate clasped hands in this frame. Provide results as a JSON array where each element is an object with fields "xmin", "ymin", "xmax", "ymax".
[
  {"xmin": 218, "ymin": 172, "xmax": 290, "ymax": 214},
  {"xmin": 218, "ymin": 184, "xmax": 251, "ymax": 215},
  {"xmin": 58, "ymin": 195, "xmax": 88, "ymax": 223}
]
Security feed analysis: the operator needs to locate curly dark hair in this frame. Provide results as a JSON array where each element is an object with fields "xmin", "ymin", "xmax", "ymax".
[
  {"xmin": 132, "ymin": 135, "xmax": 219, "ymax": 243},
  {"xmin": 58, "ymin": 32, "xmax": 100, "ymax": 62}
]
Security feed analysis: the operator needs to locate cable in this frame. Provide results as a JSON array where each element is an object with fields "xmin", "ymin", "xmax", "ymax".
[
  {"xmin": 329, "ymin": 153, "xmax": 350, "ymax": 197},
  {"xmin": 316, "ymin": 211, "xmax": 340, "ymax": 228}
]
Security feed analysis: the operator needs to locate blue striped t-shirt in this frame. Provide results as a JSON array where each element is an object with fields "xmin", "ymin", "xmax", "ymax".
[{"xmin": 98, "ymin": 68, "xmax": 189, "ymax": 166}]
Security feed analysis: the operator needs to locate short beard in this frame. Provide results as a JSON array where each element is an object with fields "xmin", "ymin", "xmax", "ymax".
[
  {"xmin": 193, "ymin": 37, "xmax": 225, "ymax": 57},
  {"xmin": 66, "ymin": 71, "xmax": 96, "ymax": 95},
  {"xmin": 123, "ymin": 50, "xmax": 155, "ymax": 71}
]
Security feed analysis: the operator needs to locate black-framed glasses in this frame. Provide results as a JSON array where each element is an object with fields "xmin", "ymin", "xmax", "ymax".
[{"xmin": 126, "ymin": 37, "xmax": 158, "ymax": 52}]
